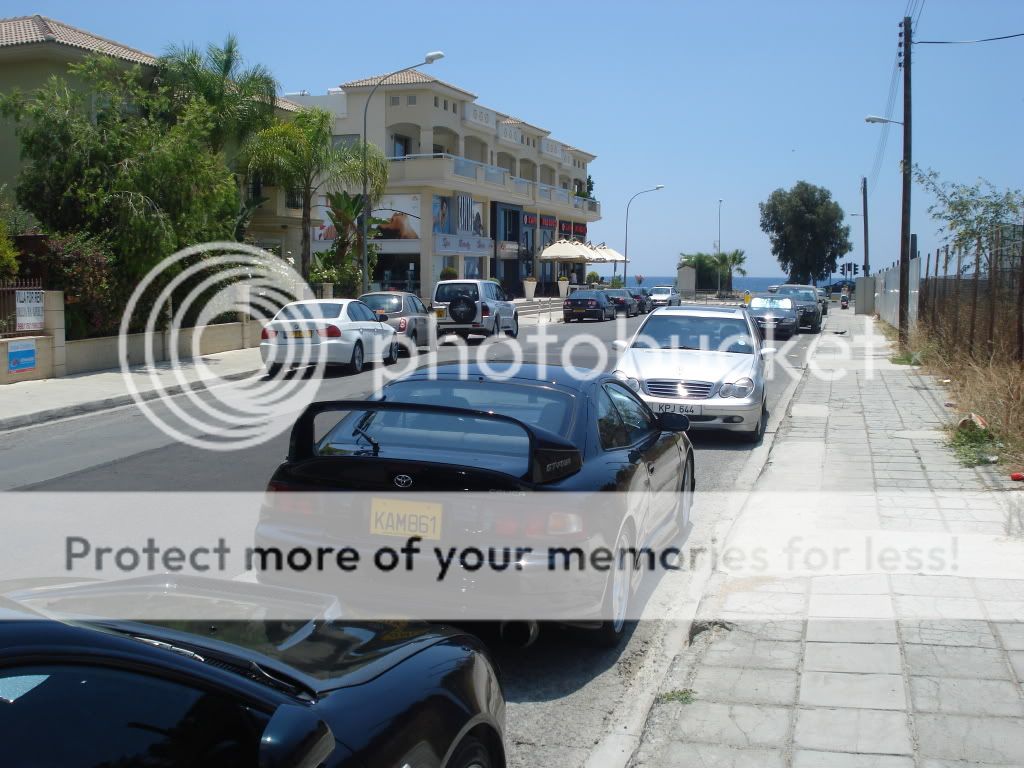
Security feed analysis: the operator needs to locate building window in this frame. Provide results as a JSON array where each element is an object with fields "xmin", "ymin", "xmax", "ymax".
[
  {"xmin": 434, "ymin": 96, "xmax": 439, "ymax": 107},
  {"xmin": 407, "ymin": 94, "xmax": 416, "ymax": 105},
  {"xmin": 443, "ymin": 99, "xmax": 448, "ymax": 110},
  {"xmin": 390, "ymin": 95, "xmax": 400, "ymax": 106},
  {"xmin": 452, "ymin": 101, "xmax": 457, "ymax": 114},
  {"xmin": 247, "ymin": 173, "xmax": 263, "ymax": 201},
  {"xmin": 393, "ymin": 134, "xmax": 411, "ymax": 158},
  {"xmin": 285, "ymin": 187, "xmax": 303, "ymax": 209}
]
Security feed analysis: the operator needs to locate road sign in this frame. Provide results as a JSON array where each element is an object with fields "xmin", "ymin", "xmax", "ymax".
[
  {"xmin": 15, "ymin": 290, "xmax": 44, "ymax": 331},
  {"xmin": 7, "ymin": 338, "xmax": 36, "ymax": 373}
]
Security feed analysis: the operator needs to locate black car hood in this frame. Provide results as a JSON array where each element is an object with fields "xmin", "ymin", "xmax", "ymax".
[{"xmin": 747, "ymin": 307, "xmax": 797, "ymax": 320}]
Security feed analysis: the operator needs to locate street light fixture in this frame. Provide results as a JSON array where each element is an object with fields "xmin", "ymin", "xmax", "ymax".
[
  {"xmin": 864, "ymin": 115, "xmax": 903, "ymax": 125},
  {"xmin": 717, "ymin": 198, "xmax": 723, "ymax": 296},
  {"xmin": 360, "ymin": 51, "xmax": 445, "ymax": 294},
  {"xmin": 623, "ymin": 185, "xmax": 664, "ymax": 285}
]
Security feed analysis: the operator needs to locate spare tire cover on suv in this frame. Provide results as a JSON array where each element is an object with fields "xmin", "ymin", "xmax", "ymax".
[{"xmin": 449, "ymin": 294, "xmax": 477, "ymax": 323}]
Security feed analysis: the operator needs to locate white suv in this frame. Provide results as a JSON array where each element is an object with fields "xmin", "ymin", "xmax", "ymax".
[
  {"xmin": 431, "ymin": 279, "xmax": 519, "ymax": 339},
  {"xmin": 649, "ymin": 285, "xmax": 681, "ymax": 307}
]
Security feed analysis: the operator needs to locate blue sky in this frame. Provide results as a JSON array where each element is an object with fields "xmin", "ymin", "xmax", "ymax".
[{"xmin": 11, "ymin": 0, "xmax": 1024, "ymax": 277}]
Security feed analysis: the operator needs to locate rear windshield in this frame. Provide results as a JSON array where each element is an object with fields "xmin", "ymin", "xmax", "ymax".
[
  {"xmin": 570, "ymin": 291, "xmax": 600, "ymax": 299},
  {"xmin": 360, "ymin": 294, "xmax": 404, "ymax": 312},
  {"xmin": 750, "ymin": 297, "xmax": 794, "ymax": 309},
  {"xmin": 651, "ymin": 287, "xmax": 672, "ymax": 294},
  {"xmin": 276, "ymin": 302, "xmax": 344, "ymax": 320},
  {"xmin": 633, "ymin": 314, "xmax": 754, "ymax": 354},
  {"xmin": 604, "ymin": 290, "xmax": 629, "ymax": 298},
  {"xmin": 434, "ymin": 283, "xmax": 479, "ymax": 303},
  {"xmin": 776, "ymin": 287, "xmax": 816, "ymax": 301}
]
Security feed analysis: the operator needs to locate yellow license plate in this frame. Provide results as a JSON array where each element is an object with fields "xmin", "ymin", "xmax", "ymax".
[
  {"xmin": 435, "ymin": 308, "xmax": 447, "ymax": 318},
  {"xmin": 290, "ymin": 330, "xmax": 310, "ymax": 338},
  {"xmin": 370, "ymin": 497, "xmax": 443, "ymax": 541}
]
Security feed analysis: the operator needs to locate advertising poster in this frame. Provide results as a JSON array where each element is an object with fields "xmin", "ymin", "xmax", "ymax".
[
  {"xmin": 432, "ymin": 195, "xmax": 453, "ymax": 234},
  {"xmin": 7, "ymin": 338, "xmax": 36, "ymax": 374},
  {"xmin": 374, "ymin": 194, "xmax": 421, "ymax": 240}
]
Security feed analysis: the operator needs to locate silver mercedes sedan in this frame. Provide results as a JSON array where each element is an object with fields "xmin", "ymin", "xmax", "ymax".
[{"xmin": 611, "ymin": 305, "xmax": 775, "ymax": 442}]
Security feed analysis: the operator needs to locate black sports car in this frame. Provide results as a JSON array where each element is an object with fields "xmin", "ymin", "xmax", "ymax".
[
  {"xmin": 0, "ymin": 575, "xmax": 506, "ymax": 768},
  {"xmin": 630, "ymin": 288, "xmax": 654, "ymax": 314},
  {"xmin": 258, "ymin": 363, "xmax": 696, "ymax": 646}
]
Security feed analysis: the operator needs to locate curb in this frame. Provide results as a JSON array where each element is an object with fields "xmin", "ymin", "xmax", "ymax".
[{"xmin": 0, "ymin": 367, "xmax": 263, "ymax": 432}]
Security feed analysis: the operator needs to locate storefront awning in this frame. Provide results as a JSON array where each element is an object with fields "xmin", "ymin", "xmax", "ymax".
[
  {"xmin": 540, "ymin": 239, "xmax": 611, "ymax": 264},
  {"xmin": 591, "ymin": 244, "xmax": 627, "ymax": 263}
]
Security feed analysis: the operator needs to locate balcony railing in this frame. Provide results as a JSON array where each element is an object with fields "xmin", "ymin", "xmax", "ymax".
[{"xmin": 388, "ymin": 154, "xmax": 600, "ymax": 216}]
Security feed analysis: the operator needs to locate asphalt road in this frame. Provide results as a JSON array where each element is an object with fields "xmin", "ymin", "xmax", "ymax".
[{"xmin": 2, "ymin": 309, "xmax": 822, "ymax": 768}]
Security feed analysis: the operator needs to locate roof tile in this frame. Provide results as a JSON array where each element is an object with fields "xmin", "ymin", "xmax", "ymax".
[
  {"xmin": 0, "ymin": 14, "xmax": 156, "ymax": 64},
  {"xmin": 340, "ymin": 69, "xmax": 476, "ymax": 98}
]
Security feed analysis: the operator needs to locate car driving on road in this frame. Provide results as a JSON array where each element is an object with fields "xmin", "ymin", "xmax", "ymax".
[
  {"xmin": 431, "ymin": 279, "xmax": 519, "ymax": 339},
  {"xmin": 775, "ymin": 284, "xmax": 822, "ymax": 332},
  {"xmin": 0, "ymin": 576, "xmax": 507, "ymax": 768},
  {"xmin": 746, "ymin": 294, "xmax": 799, "ymax": 340},
  {"xmin": 630, "ymin": 288, "xmax": 654, "ymax": 314},
  {"xmin": 612, "ymin": 306, "xmax": 773, "ymax": 442},
  {"xmin": 359, "ymin": 291, "xmax": 433, "ymax": 353},
  {"xmin": 649, "ymin": 285, "xmax": 681, "ymax": 307},
  {"xmin": 563, "ymin": 289, "xmax": 616, "ymax": 322},
  {"xmin": 260, "ymin": 299, "xmax": 398, "ymax": 375},
  {"xmin": 603, "ymin": 288, "xmax": 639, "ymax": 317}
]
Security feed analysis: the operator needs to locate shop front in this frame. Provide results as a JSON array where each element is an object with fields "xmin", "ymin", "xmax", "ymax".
[
  {"xmin": 431, "ymin": 192, "xmax": 489, "ymax": 291},
  {"xmin": 490, "ymin": 201, "xmax": 524, "ymax": 294},
  {"xmin": 537, "ymin": 215, "xmax": 558, "ymax": 296},
  {"xmin": 365, "ymin": 194, "xmax": 424, "ymax": 294}
]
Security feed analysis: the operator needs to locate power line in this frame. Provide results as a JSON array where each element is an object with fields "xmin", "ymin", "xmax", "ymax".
[
  {"xmin": 912, "ymin": 0, "xmax": 926, "ymax": 33},
  {"xmin": 916, "ymin": 31, "xmax": 1024, "ymax": 44}
]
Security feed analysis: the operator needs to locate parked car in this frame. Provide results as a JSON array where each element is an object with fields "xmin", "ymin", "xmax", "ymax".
[
  {"xmin": 260, "ymin": 299, "xmax": 398, "ymax": 375},
  {"xmin": 612, "ymin": 306, "xmax": 774, "ymax": 442},
  {"xmin": 258, "ymin": 363, "xmax": 696, "ymax": 647},
  {"xmin": 775, "ymin": 284, "xmax": 822, "ymax": 332},
  {"xmin": 649, "ymin": 285, "xmax": 681, "ymax": 307},
  {"xmin": 359, "ymin": 291, "xmax": 433, "ymax": 354},
  {"xmin": 563, "ymin": 289, "xmax": 616, "ymax": 322},
  {"xmin": 746, "ymin": 295, "xmax": 799, "ymax": 340},
  {"xmin": 630, "ymin": 288, "xmax": 654, "ymax": 314},
  {"xmin": 603, "ymin": 288, "xmax": 639, "ymax": 317},
  {"xmin": 0, "ymin": 575, "xmax": 507, "ymax": 768},
  {"xmin": 817, "ymin": 288, "xmax": 830, "ymax": 315},
  {"xmin": 431, "ymin": 279, "xmax": 519, "ymax": 339}
]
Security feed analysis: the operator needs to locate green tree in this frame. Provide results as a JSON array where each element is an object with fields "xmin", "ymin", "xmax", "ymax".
[
  {"xmin": 759, "ymin": 181, "xmax": 851, "ymax": 283},
  {"xmin": 244, "ymin": 108, "xmax": 388, "ymax": 278},
  {"xmin": 716, "ymin": 249, "xmax": 747, "ymax": 292},
  {"xmin": 156, "ymin": 34, "xmax": 277, "ymax": 157},
  {"xmin": 586, "ymin": 270, "xmax": 600, "ymax": 284},
  {"xmin": 677, "ymin": 252, "xmax": 719, "ymax": 290},
  {"xmin": 0, "ymin": 219, "xmax": 18, "ymax": 281}
]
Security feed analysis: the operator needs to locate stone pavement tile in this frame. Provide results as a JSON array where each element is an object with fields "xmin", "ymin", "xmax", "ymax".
[
  {"xmin": 903, "ymin": 643, "xmax": 1011, "ymax": 680},
  {"xmin": 811, "ymin": 575, "xmax": 891, "ymax": 595},
  {"xmin": 809, "ymin": 594, "xmax": 895, "ymax": 620},
  {"xmin": 806, "ymin": 619, "xmax": 899, "ymax": 644},
  {"xmin": 793, "ymin": 752, "xmax": 914, "ymax": 768},
  {"xmin": 894, "ymin": 596, "xmax": 986, "ymax": 621},
  {"xmin": 793, "ymin": 708, "xmax": 912, "ymax": 755},
  {"xmin": 921, "ymin": 761, "xmax": 1019, "ymax": 768},
  {"xmin": 799, "ymin": 671, "xmax": 906, "ymax": 709},
  {"xmin": 721, "ymin": 591, "xmax": 807, "ymax": 618},
  {"xmin": 916, "ymin": 714, "xmax": 1024, "ymax": 764},
  {"xmin": 994, "ymin": 622, "xmax": 1024, "ymax": 650},
  {"xmin": 1010, "ymin": 651, "xmax": 1024, "ymax": 680},
  {"xmin": 732, "ymin": 620, "xmax": 805, "ymax": 642},
  {"xmin": 633, "ymin": 742, "xmax": 785, "ymax": 768},
  {"xmin": 879, "ymin": 517, "xmax": 949, "ymax": 532},
  {"xmin": 702, "ymin": 636, "xmax": 802, "ymax": 670},
  {"xmin": 901, "ymin": 619, "xmax": 999, "ymax": 648},
  {"xmin": 909, "ymin": 677, "xmax": 1024, "ymax": 716},
  {"xmin": 890, "ymin": 575, "xmax": 974, "ymax": 597},
  {"xmin": 983, "ymin": 601, "xmax": 1024, "ymax": 622},
  {"xmin": 661, "ymin": 701, "xmax": 791, "ymax": 748},
  {"xmin": 944, "ymin": 521, "xmax": 1007, "ymax": 534},
  {"xmin": 691, "ymin": 666, "xmax": 798, "ymax": 706},
  {"xmin": 804, "ymin": 642, "xmax": 903, "ymax": 673},
  {"xmin": 974, "ymin": 579, "xmax": 1024, "ymax": 601}
]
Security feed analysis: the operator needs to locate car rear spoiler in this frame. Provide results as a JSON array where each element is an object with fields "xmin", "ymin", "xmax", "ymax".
[{"xmin": 288, "ymin": 400, "xmax": 583, "ymax": 485}]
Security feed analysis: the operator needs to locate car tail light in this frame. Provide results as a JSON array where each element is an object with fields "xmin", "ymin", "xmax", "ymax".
[
  {"xmin": 261, "ymin": 327, "xmax": 276, "ymax": 340},
  {"xmin": 493, "ymin": 510, "xmax": 585, "ymax": 540},
  {"xmin": 317, "ymin": 324, "xmax": 342, "ymax": 338},
  {"xmin": 398, "ymin": 317, "xmax": 408, "ymax": 332},
  {"xmin": 481, "ymin": 304, "xmax": 490, "ymax": 317},
  {"xmin": 588, "ymin": 300, "xmax": 597, "ymax": 308}
]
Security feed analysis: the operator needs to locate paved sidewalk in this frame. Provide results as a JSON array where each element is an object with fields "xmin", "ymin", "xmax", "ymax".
[{"xmin": 632, "ymin": 311, "xmax": 1024, "ymax": 767}]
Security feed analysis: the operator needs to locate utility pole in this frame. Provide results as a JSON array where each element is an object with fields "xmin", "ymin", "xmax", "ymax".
[
  {"xmin": 898, "ymin": 15, "xmax": 913, "ymax": 349},
  {"xmin": 861, "ymin": 176, "xmax": 870, "ymax": 276}
]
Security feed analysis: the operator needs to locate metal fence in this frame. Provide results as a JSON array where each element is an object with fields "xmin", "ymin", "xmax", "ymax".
[
  {"xmin": 918, "ymin": 224, "xmax": 1024, "ymax": 364},
  {"xmin": 871, "ymin": 257, "xmax": 921, "ymax": 331},
  {"xmin": 0, "ymin": 278, "xmax": 44, "ymax": 338}
]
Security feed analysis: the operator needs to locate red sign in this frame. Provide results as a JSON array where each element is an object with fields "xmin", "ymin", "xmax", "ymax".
[
  {"xmin": 573, "ymin": 223, "xmax": 587, "ymax": 236},
  {"xmin": 523, "ymin": 213, "xmax": 537, "ymax": 226},
  {"xmin": 540, "ymin": 215, "xmax": 556, "ymax": 229},
  {"xmin": 558, "ymin": 220, "xmax": 572, "ymax": 235}
]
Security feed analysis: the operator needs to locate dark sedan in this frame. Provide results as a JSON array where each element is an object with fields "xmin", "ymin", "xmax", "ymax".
[
  {"xmin": 747, "ymin": 294, "xmax": 799, "ymax": 340},
  {"xmin": 0, "ymin": 576, "xmax": 506, "ymax": 768},
  {"xmin": 775, "ymin": 284, "xmax": 822, "ymax": 332},
  {"xmin": 630, "ymin": 288, "xmax": 654, "ymax": 314},
  {"xmin": 563, "ymin": 289, "xmax": 616, "ymax": 322},
  {"xmin": 258, "ymin": 364, "xmax": 696, "ymax": 647},
  {"xmin": 603, "ymin": 288, "xmax": 639, "ymax": 317}
]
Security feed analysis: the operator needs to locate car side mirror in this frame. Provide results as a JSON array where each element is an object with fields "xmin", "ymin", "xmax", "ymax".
[
  {"xmin": 259, "ymin": 704, "xmax": 334, "ymax": 768},
  {"xmin": 377, "ymin": 314, "xmax": 389, "ymax": 322},
  {"xmin": 611, "ymin": 340, "xmax": 627, "ymax": 351},
  {"xmin": 761, "ymin": 348, "xmax": 776, "ymax": 356},
  {"xmin": 656, "ymin": 412, "xmax": 690, "ymax": 432}
]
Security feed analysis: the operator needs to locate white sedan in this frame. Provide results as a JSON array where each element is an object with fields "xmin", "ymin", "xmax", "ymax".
[
  {"xmin": 260, "ymin": 299, "xmax": 398, "ymax": 375},
  {"xmin": 612, "ymin": 306, "xmax": 774, "ymax": 442}
]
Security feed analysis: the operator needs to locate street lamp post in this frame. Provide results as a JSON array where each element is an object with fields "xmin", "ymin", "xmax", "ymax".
[
  {"xmin": 361, "ymin": 51, "xmax": 444, "ymax": 295},
  {"xmin": 623, "ymin": 185, "xmax": 664, "ymax": 285},
  {"xmin": 717, "ymin": 198, "xmax": 723, "ymax": 296}
]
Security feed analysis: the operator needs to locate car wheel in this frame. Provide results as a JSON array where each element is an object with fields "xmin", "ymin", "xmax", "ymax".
[
  {"xmin": 407, "ymin": 331, "xmax": 419, "ymax": 355},
  {"xmin": 383, "ymin": 338, "xmax": 398, "ymax": 365},
  {"xmin": 744, "ymin": 401, "xmax": 767, "ymax": 443},
  {"xmin": 677, "ymin": 449, "xmax": 696, "ymax": 530},
  {"xmin": 506, "ymin": 313, "xmax": 519, "ymax": 339},
  {"xmin": 812, "ymin": 316, "xmax": 822, "ymax": 333},
  {"xmin": 448, "ymin": 736, "xmax": 492, "ymax": 768},
  {"xmin": 591, "ymin": 527, "xmax": 637, "ymax": 648},
  {"xmin": 348, "ymin": 341, "xmax": 364, "ymax": 374},
  {"xmin": 265, "ymin": 363, "xmax": 282, "ymax": 378}
]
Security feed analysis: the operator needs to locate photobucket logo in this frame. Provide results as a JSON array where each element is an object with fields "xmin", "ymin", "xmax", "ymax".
[{"xmin": 118, "ymin": 242, "xmax": 324, "ymax": 451}]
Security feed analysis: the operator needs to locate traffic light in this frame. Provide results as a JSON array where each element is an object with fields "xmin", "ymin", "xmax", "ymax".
[{"xmin": 853, "ymin": 264, "xmax": 860, "ymax": 275}]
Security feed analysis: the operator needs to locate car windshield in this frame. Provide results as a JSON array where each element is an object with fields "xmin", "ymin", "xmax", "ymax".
[
  {"xmin": 434, "ymin": 282, "xmax": 480, "ymax": 302},
  {"xmin": 605, "ymin": 290, "xmax": 628, "ymax": 298},
  {"xmin": 777, "ymin": 287, "xmax": 817, "ymax": 301},
  {"xmin": 750, "ymin": 297, "xmax": 794, "ymax": 309},
  {"xmin": 632, "ymin": 314, "xmax": 754, "ymax": 354},
  {"xmin": 570, "ymin": 291, "xmax": 600, "ymax": 300},
  {"xmin": 276, "ymin": 302, "xmax": 344, "ymax": 320},
  {"xmin": 360, "ymin": 294, "xmax": 404, "ymax": 313}
]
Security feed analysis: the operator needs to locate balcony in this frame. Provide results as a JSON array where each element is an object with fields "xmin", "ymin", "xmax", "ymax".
[{"xmin": 387, "ymin": 154, "xmax": 600, "ymax": 219}]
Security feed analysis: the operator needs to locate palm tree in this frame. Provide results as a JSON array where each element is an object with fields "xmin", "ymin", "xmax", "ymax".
[
  {"xmin": 243, "ymin": 107, "xmax": 388, "ymax": 278},
  {"xmin": 720, "ymin": 249, "xmax": 747, "ymax": 293},
  {"xmin": 157, "ymin": 34, "xmax": 278, "ymax": 157}
]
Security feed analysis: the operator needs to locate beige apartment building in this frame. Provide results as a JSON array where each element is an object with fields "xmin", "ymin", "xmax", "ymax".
[
  {"xmin": 286, "ymin": 70, "xmax": 600, "ymax": 298},
  {"xmin": 0, "ymin": 15, "xmax": 313, "ymax": 258}
]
